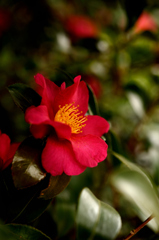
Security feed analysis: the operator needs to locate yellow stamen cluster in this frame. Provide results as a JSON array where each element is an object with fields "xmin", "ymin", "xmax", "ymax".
[{"xmin": 54, "ymin": 103, "xmax": 87, "ymax": 134}]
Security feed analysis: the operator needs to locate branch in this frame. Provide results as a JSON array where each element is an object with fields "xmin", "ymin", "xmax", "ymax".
[{"xmin": 123, "ymin": 215, "xmax": 153, "ymax": 240}]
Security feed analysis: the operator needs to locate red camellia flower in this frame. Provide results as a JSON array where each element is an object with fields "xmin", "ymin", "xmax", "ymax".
[
  {"xmin": 65, "ymin": 15, "xmax": 98, "ymax": 40},
  {"xmin": 134, "ymin": 12, "xmax": 157, "ymax": 34},
  {"xmin": 25, "ymin": 74, "xmax": 109, "ymax": 176},
  {"xmin": 0, "ymin": 131, "xmax": 20, "ymax": 170}
]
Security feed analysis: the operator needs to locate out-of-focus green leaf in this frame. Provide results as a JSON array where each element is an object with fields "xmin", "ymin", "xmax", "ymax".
[
  {"xmin": 107, "ymin": 131, "xmax": 123, "ymax": 167},
  {"xmin": 112, "ymin": 152, "xmax": 153, "ymax": 182},
  {"xmin": 40, "ymin": 173, "xmax": 71, "ymax": 200},
  {"xmin": 76, "ymin": 188, "xmax": 122, "ymax": 240},
  {"xmin": 119, "ymin": 0, "xmax": 147, "ymax": 29},
  {"xmin": 0, "ymin": 224, "xmax": 51, "ymax": 240},
  {"xmin": 125, "ymin": 82, "xmax": 150, "ymax": 110},
  {"xmin": 12, "ymin": 136, "xmax": 46, "ymax": 189},
  {"xmin": 111, "ymin": 169, "xmax": 159, "ymax": 232},
  {"xmin": 127, "ymin": 91, "xmax": 145, "ymax": 118},
  {"xmin": 54, "ymin": 68, "xmax": 74, "ymax": 83},
  {"xmin": 66, "ymin": 168, "xmax": 93, "ymax": 203},
  {"xmin": 87, "ymin": 83, "xmax": 99, "ymax": 115},
  {"xmin": 50, "ymin": 195, "xmax": 76, "ymax": 237},
  {"xmin": 126, "ymin": 38, "xmax": 155, "ymax": 68},
  {"xmin": 8, "ymin": 83, "xmax": 41, "ymax": 112}
]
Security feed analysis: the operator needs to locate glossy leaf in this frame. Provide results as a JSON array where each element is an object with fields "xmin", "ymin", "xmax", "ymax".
[
  {"xmin": 8, "ymin": 83, "xmax": 41, "ymax": 112},
  {"xmin": 0, "ymin": 224, "xmax": 51, "ymax": 240},
  {"xmin": 40, "ymin": 173, "xmax": 71, "ymax": 200},
  {"xmin": 111, "ymin": 169, "xmax": 159, "ymax": 232},
  {"xmin": 12, "ymin": 136, "xmax": 46, "ymax": 189},
  {"xmin": 112, "ymin": 152, "xmax": 154, "ymax": 185},
  {"xmin": 112, "ymin": 151, "xmax": 146, "ymax": 171},
  {"xmin": 76, "ymin": 188, "xmax": 121, "ymax": 240}
]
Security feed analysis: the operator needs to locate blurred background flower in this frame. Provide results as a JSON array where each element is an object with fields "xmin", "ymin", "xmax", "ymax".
[
  {"xmin": 133, "ymin": 11, "xmax": 158, "ymax": 34},
  {"xmin": 0, "ymin": 8, "xmax": 11, "ymax": 36},
  {"xmin": 0, "ymin": 130, "xmax": 20, "ymax": 170},
  {"xmin": 64, "ymin": 14, "xmax": 99, "ymax": 40}
]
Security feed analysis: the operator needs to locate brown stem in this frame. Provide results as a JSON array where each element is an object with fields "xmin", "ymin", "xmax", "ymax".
[{"xmin": 123, "ymin": 215, "xmax": 153, "ymax": 240}]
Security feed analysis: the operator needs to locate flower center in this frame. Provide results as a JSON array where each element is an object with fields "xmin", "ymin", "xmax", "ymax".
[{"xmin": 54, "ymin": 103, "xmax": 87, "ymax": 134}]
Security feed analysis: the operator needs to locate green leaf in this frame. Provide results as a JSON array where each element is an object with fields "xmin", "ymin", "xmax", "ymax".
[
  {"xmin": 50, "ymin": 196, "xmax": 76, "ymax": 237},
  {"xmin": 40, "ymin": 173, "xmax": 71, "ymax": 200},
  {"xmin": 8, "ymin": 83, "xmax": 41, "ymax": 112},
  {"xmin": 107, "ymin": 131, "xmax": 123, "ymax": 167},
  {"xmin": 112, "ymin": 151, "xmax": 146, "ymax": 171},
  {"xmin": 54, "ymin": 68, "xmax": 74, "ymax": 83},
  {"xmin": 125, "ymin": 82, "xmax": 150, "ymax": 109},
  {"xmin": 0, "ymin": 224, "xmax": 51, "ymax": 240},
  {"xmin": 12, "ymin": 136, "xmax": 47, "ymax": 189},
  {"xmin": 76, "ymin": 188, "xmax": 122, "ymax": 240},
  {"xmin": 111, "ymin": 169, "xmax": 159, "ymax": 232},
  {"xmin": 112, "ymin": 152, "xmax": 154, "ymax": 184},
  {"xmin": 87, "ymin": 83, "xmax": 99, "ymax": 116},
  {"xmin": 119, "ymin": 0, "xmax": 147, "ymax": 29}
]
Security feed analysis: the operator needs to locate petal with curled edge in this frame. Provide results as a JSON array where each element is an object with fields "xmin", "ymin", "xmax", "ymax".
[
  {"xmin": 34, "ymin": 73, "xmax": 60, "ymax": 118},
  {"xmin": 25, "ymin": 105, "xmax": 53, "ymax": 139},
  {"xmin": 25, "ymin": 105, "xmax": 51, "ymax": 124},
  {"xmin": 70, "ymin": 134, "xmax": 108, "ymax": 167},
  {"xmin": 42, "ymin": 135, "xmax": 86, "ymax": 176}
]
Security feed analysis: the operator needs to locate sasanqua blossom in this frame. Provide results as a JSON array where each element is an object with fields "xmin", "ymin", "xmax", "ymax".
[
  {"xmin": 0, "ymin": 131, "xmax": 20, "ymax": 170},
  {"xmin": 134, "ymin": 12, "xmax": 157, "ymax": 34},
  {"xmin": 65, "ymin": 15, "xmax": 98, "ymax": 40},
  {"xmin": 25, "ymin": 74, "xmax": 109, "ymax": 176}
]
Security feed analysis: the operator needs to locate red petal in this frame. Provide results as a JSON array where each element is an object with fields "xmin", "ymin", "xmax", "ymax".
[
  {"xmin": 42, "ymin": 136, "xmax": 86, "ymax": 176},
  {"xmin": 0, "ymin": 158, "xmax": 3, "ymax": 170},
  {"xmin": 52, "ymin": 121, "xmax": 72, "ymax": 139},
  {"xmin": 74, "ymin": 75, "xmax": 81, "ymax": 83},
  {"xmin": 65, "ymin": 15, "xmax": 98, "ymax": 39},
  {"xmin": 61, "ymin": 82, "xmax": 66, "ymax": 90},
  {"xmin": 25, "ymin": 105, "xmax": 54, "ymax": 139},
  {"xmin": 54, "ymin": 76, "xmax": 89, "ymax": 114},
  {"xmin": 30, "ymin": 124, "xmax": 51, "ymax": 139},
  {"xmin": 81, "ymin": 115, "xmax": 109, "ymax": 137},
  {"xmin": 25, "ymin": 105, "xmax": 72, "ymax": 139},
  {"xmin": 8, "ymin": 142, "xmax": 20, "ymax": 160},
  {"xmin": 34, "ymin": 73, "xmax": 60, "ymax": 118},
  {"xmin": 70, "ymin": 134, "xmax": 108, "ymax": 167},
  {"xmin": 25, "ymin": 105, "xmax": 51, "ymax": 124},
  {"xmin": 134, "ymin": 12, "xmax": 157, "ymax": 33},
  {"xmin": 0, "ymin": 132, "xmax": 11, "ymax": 161},
  {"xmin": 2, "ymin": 142, "xmax": 20, "ymax": 170}
]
